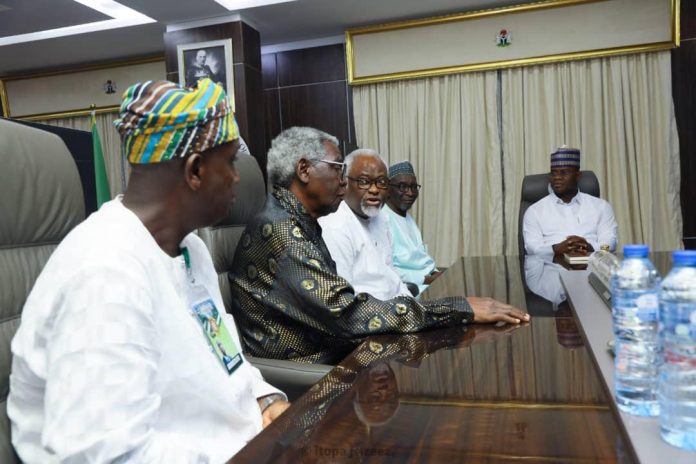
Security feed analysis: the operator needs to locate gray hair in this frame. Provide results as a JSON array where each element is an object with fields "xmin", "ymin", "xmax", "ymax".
[
  {"xmin": 267, "ymin": 127, "xmax": 339, "ymax": 187},
  {"xmin": 345, "ymin": 148, "xmax": 385, "ymax": 174}
]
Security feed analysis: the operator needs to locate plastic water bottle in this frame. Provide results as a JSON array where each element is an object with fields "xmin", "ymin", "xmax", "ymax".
[
  {"xmin": 658, "ymin": 250, "xmax": 696, "ymax": 450},
  {"xmin": 611, "ymin": 244, "xmax": 661, "ymax": 416}
]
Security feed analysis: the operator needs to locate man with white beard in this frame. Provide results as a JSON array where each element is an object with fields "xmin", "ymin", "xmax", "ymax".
[{"xmin": 319, "ymin": 149, "xmax": 415, "ymax": 300}]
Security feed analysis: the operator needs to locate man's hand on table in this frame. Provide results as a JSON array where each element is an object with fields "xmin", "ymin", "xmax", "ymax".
[
  {"xmin": 259, "ymin": 397, "xmax": 291, "ymax": 429},
  {"xmin": 466, "ymin": 297, "xmax": 530, "ymax": 325},
  {"xmin": 552, "ymin": 235, "xmax": 593, "ymax": 256},
  {"xmin": 424, "ymin": 270, "xmax": 443, "ymax": 285}
]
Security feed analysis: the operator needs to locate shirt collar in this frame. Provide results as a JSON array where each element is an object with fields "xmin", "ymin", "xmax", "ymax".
[
  {"xmin": 550, "ymin": 186, "xmax": 582, "ymax": 205},
  {"xmin": 272, "ymin": 185, "xmax": 323, "ymax": 239}
]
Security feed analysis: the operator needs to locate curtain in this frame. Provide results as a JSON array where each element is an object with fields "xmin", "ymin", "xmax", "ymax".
[
  {"xmin": 42, "ymin": 111, "xmax": 127, "ymax": 198},
  {"xmin": 353, "ymin": 72, "xmax": 502, "ymax": 265},
  {"xmin": 353, "ymin": 51, "xmax": 682, "ymax": 261},
  {"xmin": 501, "ymin": 51, "xmax": 682, "ymax": 254}
]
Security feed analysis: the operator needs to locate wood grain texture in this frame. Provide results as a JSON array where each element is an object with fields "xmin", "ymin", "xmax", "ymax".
[
  {"xmin": 263, "ymin": 89, "xmax": 281, "ymax": 153},
  {"xmin": 682, "ymin": 0, "xmax": 696, "ymax": 41},
  {"xmin": 262, "ymin": 44, "xmax": 356, "ymax": 155},
  {"xmin": 231, "ymin": 257, "xmax": 635, "ymax": 463},
  {"xmin": 279, "ymin": 81, "xmax": 349, "ymax": 142},
  {"xmin": 276, "ymin": 44, "xmax": 346, "ymax": 87},
  {"xmin": 261, "ymin": 53, "xmax": 277, "ymax": 90}
]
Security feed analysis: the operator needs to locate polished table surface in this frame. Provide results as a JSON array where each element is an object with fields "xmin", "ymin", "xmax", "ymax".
[{"xmin": 232, "ymin": 255, "xmax": 636, "ymax": 463}]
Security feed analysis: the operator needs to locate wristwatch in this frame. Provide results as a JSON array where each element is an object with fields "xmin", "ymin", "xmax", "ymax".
[{"xmin": 258, "ymin": 393, "xmax": 285, "ymax": 412}]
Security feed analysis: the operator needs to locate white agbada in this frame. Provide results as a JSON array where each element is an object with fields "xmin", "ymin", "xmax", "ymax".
[
  {"xmin": 523, "ymin": 254, "xmax": 567, "ymax": 306},
  {"xmin": 8, "ymin": 199, "xmax": 282, "ymax": 464},
  {"xmin": 319, "ymin": 201, "xmax": 411, "ymax": 301},
  {"xmin": 522, "ymin": 190, "xmax": 617, "ymax": 256}
]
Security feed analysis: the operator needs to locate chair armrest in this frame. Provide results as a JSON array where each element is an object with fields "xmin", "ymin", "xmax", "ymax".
[{"xmin": 246, "ymin": 355, "xmax": 333, "ymax": 401}]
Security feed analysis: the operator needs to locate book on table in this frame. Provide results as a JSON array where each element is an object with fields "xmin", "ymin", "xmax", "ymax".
[{"xmin": 564, "ymin": 252, "xmax": 590, "ymax": 265}]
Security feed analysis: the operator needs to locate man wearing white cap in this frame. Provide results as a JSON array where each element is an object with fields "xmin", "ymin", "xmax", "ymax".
[
  {"xmin": 382, "ymin": 160, "xmax": 441, "ymax": 295},
  {"xmin": 522, "ymin": 146, "xmax": 617, "ymax": 256}
]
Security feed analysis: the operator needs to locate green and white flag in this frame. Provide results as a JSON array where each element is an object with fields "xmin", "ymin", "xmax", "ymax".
[{"xmin": 91, "ymin": 111, "xmax": 111, "ymax": 209}]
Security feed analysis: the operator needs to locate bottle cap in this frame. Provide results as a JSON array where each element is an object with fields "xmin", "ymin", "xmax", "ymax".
[
  {"xmin": 623, "ymin": 244, "xmax": 649, "ymax": 258},
  {"xmin": 672, "ymin": 250, "xmax": 696, "ymax": 267}
]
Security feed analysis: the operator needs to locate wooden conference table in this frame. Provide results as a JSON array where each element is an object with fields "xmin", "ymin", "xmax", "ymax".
[{"xmin": 232, "ymin": 255, "xmax": 642, "ymax": 463}]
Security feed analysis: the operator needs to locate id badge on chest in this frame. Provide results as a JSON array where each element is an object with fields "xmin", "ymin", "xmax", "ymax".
[{"xmin": 188, "ymin": 283, "xmax": 244, "ymax": 375}]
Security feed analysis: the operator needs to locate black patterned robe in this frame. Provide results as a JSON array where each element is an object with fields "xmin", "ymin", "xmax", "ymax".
[{"xmin": 229, "ymin": 186, "xmax": 473, "ymax": 364}]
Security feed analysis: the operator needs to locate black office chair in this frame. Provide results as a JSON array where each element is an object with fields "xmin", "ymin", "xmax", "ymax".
[{"xmin": 518, "ymin": 171, "xmax": 600, "ymax": 255}]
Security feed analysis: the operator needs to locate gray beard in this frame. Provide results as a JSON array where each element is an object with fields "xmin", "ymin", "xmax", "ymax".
[{"xmin": 361, "ymin": 203, "xmax": 382, "ymax": 218}]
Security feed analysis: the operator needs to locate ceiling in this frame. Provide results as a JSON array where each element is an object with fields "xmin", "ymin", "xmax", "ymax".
[{"xmin": 0, "ymin": 0, "xmax": 534, "ymax": 77}]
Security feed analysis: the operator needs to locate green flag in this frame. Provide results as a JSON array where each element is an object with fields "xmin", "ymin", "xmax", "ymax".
[{"xmin": 91, "ymin": 111, "xmax": 111, "ymax": 209}]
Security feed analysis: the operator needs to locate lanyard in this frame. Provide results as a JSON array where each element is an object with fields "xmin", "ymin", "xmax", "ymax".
[
  {"xmin": 181, "ymin": 246, "xmax": 195, "ymax": 283},
  {"xmin": 180, "ymin": 245, "xmax": 243, "ymax": 374}
]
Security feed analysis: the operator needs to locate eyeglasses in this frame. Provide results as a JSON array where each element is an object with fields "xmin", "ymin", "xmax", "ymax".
[
  {"xmin": 314, "ymin": 159, "xmax": 347, "ymax": 178},
  {"xmin": 347, "ymin": 176, "xmax": 390, "ymax": 190},
  {"xmin": 389, "ymin": 183, "xmax": 422, "ymax": 193}
]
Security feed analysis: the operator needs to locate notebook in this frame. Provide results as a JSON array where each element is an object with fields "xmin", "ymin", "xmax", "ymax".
[{"xmin": 564, "ymin": 252, "xmax": 590, "ymax": 265}]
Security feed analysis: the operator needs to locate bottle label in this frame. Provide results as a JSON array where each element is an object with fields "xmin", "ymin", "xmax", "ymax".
[
  {"xmin": 635, "ymin": 293, "xmax": 658, "ymax": 322},
  {"xmin": 661, "ymin": 307, "xmax": 696, "ymax": 337}
]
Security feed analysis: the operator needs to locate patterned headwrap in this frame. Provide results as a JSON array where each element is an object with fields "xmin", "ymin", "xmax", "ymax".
[
  {"xmin": 550, "ymin": 146, "xmax": 580, "ymax": 169},
  {"xmin": 113, "ymin": 78, "xmax": 238, "ymax": 164},
  {"xmin": 388, "ymin": 160, "xmax": 416, "ymax": 179}
]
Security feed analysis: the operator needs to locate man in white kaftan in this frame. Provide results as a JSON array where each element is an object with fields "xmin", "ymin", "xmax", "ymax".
[
  {"xmin": 8, "ymin": 79, "xmax": 288, "ymax": 463},
  {"xmin": 319, "ymin": 150, "xmax": 413, "ymax": 300},
  {"xmin": 523, "ymin": 146, "xmax": 617, "ymax": 257}
]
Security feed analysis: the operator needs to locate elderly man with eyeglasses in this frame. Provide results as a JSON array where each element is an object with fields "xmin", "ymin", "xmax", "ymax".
[
  {"xmin": 381, "ymin": 160, "xmax": 442, "ymax": 296},
  {"xmin": 319, "ymin": 149, "xmax": 415, "ymax": 300},
  {"xmin": 230, "ymin": 129, "xmax": 529, "ymax": 364}
]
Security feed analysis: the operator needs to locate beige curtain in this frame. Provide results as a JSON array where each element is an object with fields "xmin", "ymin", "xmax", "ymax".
[
  {"xmin": 353, "ymin": 72, "xmax": 502, "ymax": 264},
  {"xmin": 502, "ymin": 51, "xmax": 682, "ymax": 254},
  {"xmin": 42, "ymin": 111, "xmax": 127, "ymax": 199},
  {"xmin": 354, "ymin": 51, "xmax": 682, "ymax": 260}
]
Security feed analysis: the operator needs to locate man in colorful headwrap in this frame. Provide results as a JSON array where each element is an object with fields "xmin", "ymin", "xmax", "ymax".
[
  {"xmin": 522, "ymin": 146, "xmax": 617, "ymax": 256},
  {"xmin": 230, "ymin": 127, "xmax": 529, "ymax": 365},
  {"xmin": 8, "ymin": 79, "xmax": 288, "ymax": 463},
  {"xmin": 382, "ymin": 160, "xmax": 441, "ymax": 295}
]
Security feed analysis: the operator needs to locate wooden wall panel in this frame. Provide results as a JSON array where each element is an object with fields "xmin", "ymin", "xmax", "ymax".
[
  {"xmin": 682, "ymin": 0, "xmax": 696, "ymax": 41},
  {"xmin": 261, "ymin": 54, "xmax": 277, "ymax": 90},
  {"xmin": 263, "ymin": 88, "xmax": 281, "ymax": 150},
  {"xmin": 279, "ymin": 82, "xmax": 348, "ymax": 142},
  {"xmin": 672, "ymin": 1, "xmax": 696, "ymax": 249},
  {"xmin": 245, "ymin": 66, "xmax": 266, "ymax": 174},
  {"xmin": 262, "ymin": 44, "xmax": 357, "ymax": 158},
  {"xmin": 241, "ymin": 22, "xmax": 262, "ymax": 72},
  {"xmin": 276, "ymin": 45, "xmax": 346, "ymax": 87}
]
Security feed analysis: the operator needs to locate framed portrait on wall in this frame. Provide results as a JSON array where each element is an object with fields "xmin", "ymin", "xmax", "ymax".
[{"xmin": 177, "ymin": 39, "xmax": 235, "ymax": 110}]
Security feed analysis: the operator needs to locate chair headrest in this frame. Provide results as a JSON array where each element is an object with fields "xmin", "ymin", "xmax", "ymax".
[
  {"xmin": 0, "ymin": 119, "xmax": 85, "ymax": 246},
  {"xmin": 521, "ymin": 170, "xmax": 600, "ymax": 204},
  {"xmin": 521, "ymin": 173, "xmax": 551, "ymax": 203},
  {"xmin": 212, "ymin": 154, "xmax": 266, "ymax": 228}
]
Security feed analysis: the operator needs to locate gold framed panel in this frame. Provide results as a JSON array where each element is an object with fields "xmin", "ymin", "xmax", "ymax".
[
  {"xmin": 0, "ymin": 55, "xmax": 165, "ymax": 120},
  {"xmin": 346, "ymin": 0, "xmax": 679, "ymax": 85}
]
